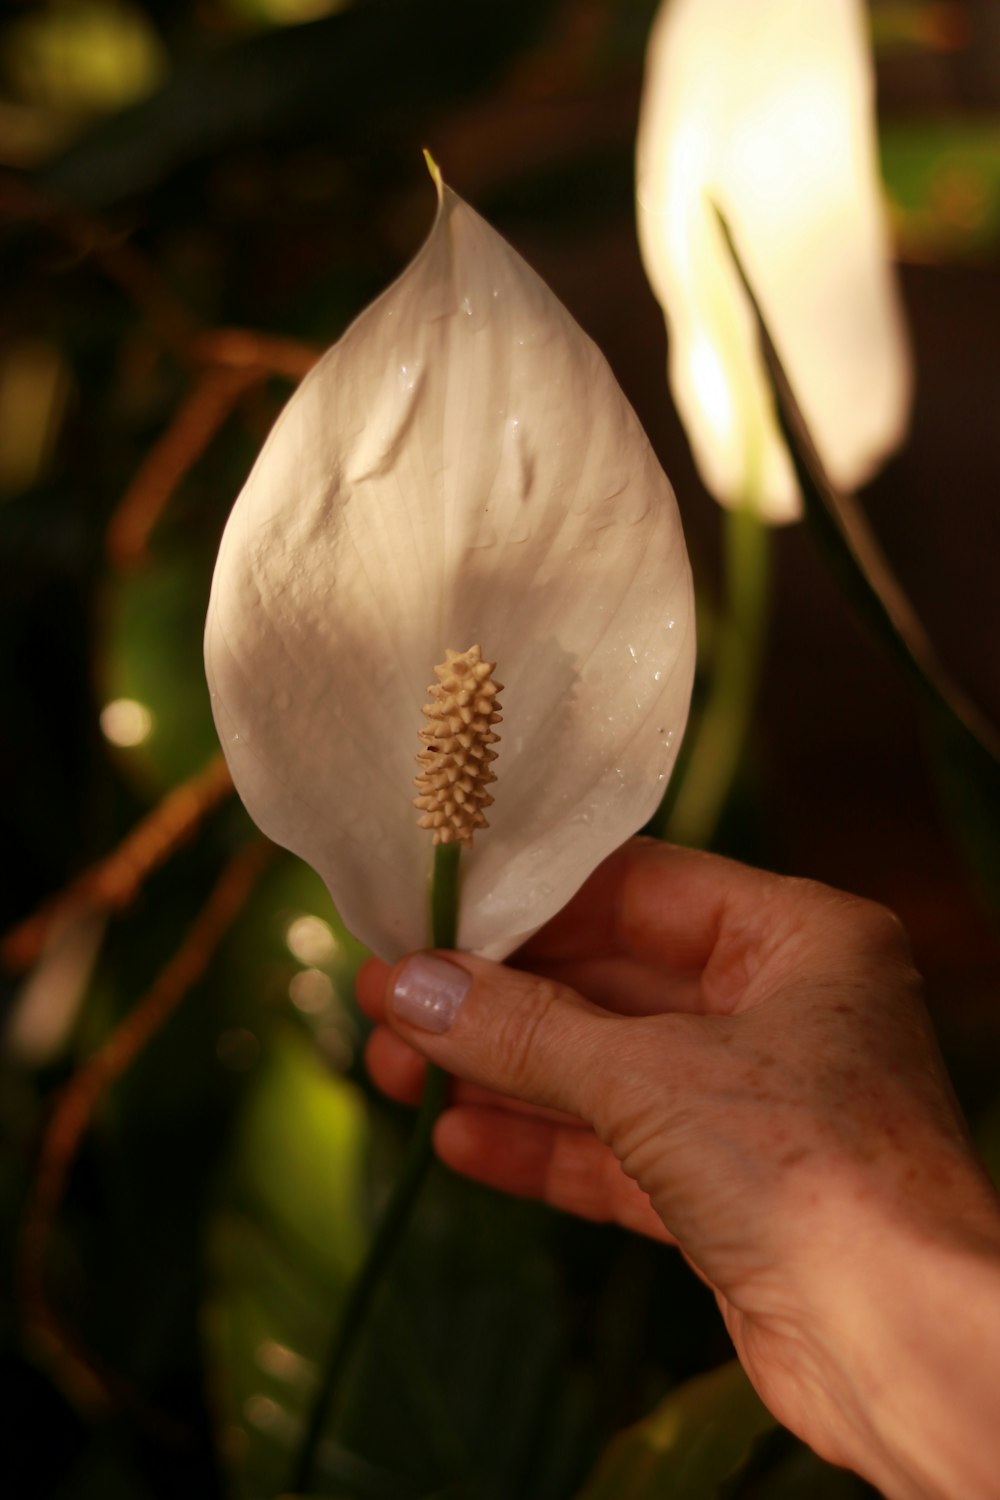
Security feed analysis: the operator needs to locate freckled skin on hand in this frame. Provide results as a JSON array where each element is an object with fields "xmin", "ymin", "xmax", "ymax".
[{"xmin": 362, "ymin": 841, "xmax": 1000, "ymax": 1500}]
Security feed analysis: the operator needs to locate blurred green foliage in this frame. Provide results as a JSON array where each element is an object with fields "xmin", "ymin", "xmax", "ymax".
[
  {"xmin": 1, "ymin": 2, "xmax": 999, "ymax": 1498},
  {"xmin": 575, "ymin": 1362, "xmax": 774, "ymax": 1500},
  {"xmin": 882, "ymin": 120, "xmax": 1000, "ymax": 260}
]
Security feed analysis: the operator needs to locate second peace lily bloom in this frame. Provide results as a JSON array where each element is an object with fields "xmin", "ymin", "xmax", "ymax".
[
  {"xmin": 636, "ymin": 0, "xmax": 912, "ymax": 522},
  {"xmin": 205, "ymin": 166, "xmax": 695, "ymax": 962}
]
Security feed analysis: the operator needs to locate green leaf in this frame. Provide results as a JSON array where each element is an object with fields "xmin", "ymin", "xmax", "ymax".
[
  {"xmin": 575, "ymin": 1360, "xmax": 776, "ymax": 1500},
  {"xmin": 332, "ymin": 1168, "xmax": 598, "ymax": 1498},
  {"xmin": 880, "ymin": 119, "xmax": 1000, "ymax": 261},
  {"xmin": 714, "ymin": 210, "xmax": 1000, "ymax": 913},
  {"xmin": 722, "ymin": 1428, "xmax": 879, "ymax": 1498},
  {"xmin": 205, "ymin": 1026, "xmax": 370, "ymax": 1500},
  {"xmin": 924, "ymin": 710, "xmax": 1000, "ymax": 914},
  {"xmin": 715, "ymin": 208, "xmax": 1000, "ymax": 748},
  {"xmin": 241, "ymin": 852, "xmax": 371, "ymax": 1050}
]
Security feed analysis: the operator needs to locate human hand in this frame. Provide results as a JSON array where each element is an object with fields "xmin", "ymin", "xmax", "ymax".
[{"xmin": 357, "ymin": 839, "xmax": 1000, "ymax": 1498}]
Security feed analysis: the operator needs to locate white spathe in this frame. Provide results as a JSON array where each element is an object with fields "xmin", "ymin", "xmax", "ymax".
[
  {"xmin": 636, "ymin": 0, "xmax": 912, "ymax": 523},
  {"xmin": 205, "ymin": 169, "xmax": 695, "ymax": 962}
]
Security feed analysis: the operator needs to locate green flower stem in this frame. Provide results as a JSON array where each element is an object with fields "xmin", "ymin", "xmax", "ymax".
[
  {"xmin": 289, "ymin": 843, "xmax": 460, "ymax": 1494},
  {"xmin": 663, "ymin": 500, "xmax": 771, "ymax": 848},
  {"xmin": 430, "ymin": 839, "xmax": 462, "ymax": 948}
]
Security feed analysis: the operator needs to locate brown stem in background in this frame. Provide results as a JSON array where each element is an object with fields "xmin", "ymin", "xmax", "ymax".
[
  {"xmin": 2, "ymin": 755, "xmax": 235, "ymax": 974},
  {"xmin": 106, "ymin": 332, "xmax": 320, "ymax": 570},
  {"xmin": 195, "ymin": 327, "xmax": 320, "ymax": 383},
  {"xmin": 17, "ymin": 840, "xmax": 272, "ymax": 1421},
  {"xmin": 0, "ymin": 176, "xmax": 322, "ymax": 382},
  {"xmin": 0, "ymin": 173, "xmax": 321, "ymax": 567},
  {"xmin": 0, "ymin": 173, "xmax": 201, "ymax": 366},
  {"xmin": 105, "ymin": 365, "xmax": 261, "ymax": 569}
]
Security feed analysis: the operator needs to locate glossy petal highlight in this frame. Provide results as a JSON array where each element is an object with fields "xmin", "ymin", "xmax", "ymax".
[
  {"xmin": 206, "ymin": 177, "xmax": 695, "ymax": 961},
  {"xmin": 636, "ymin": 0, "xmax": 911, "ymax": 522}
]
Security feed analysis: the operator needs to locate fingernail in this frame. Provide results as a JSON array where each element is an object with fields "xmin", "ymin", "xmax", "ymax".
[{"xmin": 391, "ymin": 954, "xmax": 471, "ymax": 1034}]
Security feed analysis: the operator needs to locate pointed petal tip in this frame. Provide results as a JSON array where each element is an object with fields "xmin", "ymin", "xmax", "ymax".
[
  {"xmin": 422, "ymin": 148, "xmax": 445, "ymax": 203},
  {"xmin": 420, "ymin": 148, "xmax": 466, "ymax": 229}
]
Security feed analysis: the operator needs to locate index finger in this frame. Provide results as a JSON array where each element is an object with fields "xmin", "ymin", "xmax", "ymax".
[{"xmin": 518, "ymin": 837, "xmax": 783, "ymax": 978}]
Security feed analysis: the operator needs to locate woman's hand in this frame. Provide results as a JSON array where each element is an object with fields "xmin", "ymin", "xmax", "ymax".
[{"xmin": 357, "ymin": 839, "xmax": 1000, "ymax": 1499}]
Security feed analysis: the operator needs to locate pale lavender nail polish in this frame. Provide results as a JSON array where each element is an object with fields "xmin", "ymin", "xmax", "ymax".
[{"xmin": 392, "ymin": 955, "xmax": 471, "ymax": 1034}]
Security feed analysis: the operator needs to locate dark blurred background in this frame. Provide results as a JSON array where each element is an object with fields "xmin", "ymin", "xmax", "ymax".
[{"xmin": 0, "ymin": 2, "xmax": 998, "ymax": 1497}]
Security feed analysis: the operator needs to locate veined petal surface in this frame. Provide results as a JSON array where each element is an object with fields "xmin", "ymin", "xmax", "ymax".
[
  {"xmin": 206, "ymin": 174, "xmax": 695, "ymax": 961},
  {"xmin": 637, "ymin": 0, "xmax": 911, "ymax": 523}
]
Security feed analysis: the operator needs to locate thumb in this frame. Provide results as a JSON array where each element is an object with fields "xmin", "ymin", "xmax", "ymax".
[{"xmin": 383, "ymin": 950, "xmax": 620, "ymax": 1122}]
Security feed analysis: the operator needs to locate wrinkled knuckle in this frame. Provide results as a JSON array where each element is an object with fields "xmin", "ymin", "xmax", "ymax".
[
  {"xmin": 787, "ymin": 881, "xmax": 912, "ymax": 959},
  {"xmin": 843, "ymin": 894, "xmax": 911, "ymax": 957},
  {"xmin": 777, "ymin": 872, "xmax": 836, "ymax": 904},
  {"xmin": 487, "ymin": 974, "xmax": 565, "ymax": 1093},
  {"xmin": 587, "ymin": 1018, "xmax": 666, "ymax": 1145}
]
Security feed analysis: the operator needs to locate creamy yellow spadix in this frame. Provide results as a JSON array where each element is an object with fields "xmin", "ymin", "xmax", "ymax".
[
  {"xmin": 414, "ymin": 645, "xmax": 502, "ymax": 847},
  {"xmin": 204, "ymin": 167, "xmax": 695, "ymax": 961}
]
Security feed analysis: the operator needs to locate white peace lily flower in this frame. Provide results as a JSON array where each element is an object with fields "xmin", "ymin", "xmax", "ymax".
[
  {"xmin": 205, "ymin": 165, "xmax": 695, "ymax": 962},
  {"xmin": 636, "ymin": 0, "xmax": 912, "ymax": 523}
]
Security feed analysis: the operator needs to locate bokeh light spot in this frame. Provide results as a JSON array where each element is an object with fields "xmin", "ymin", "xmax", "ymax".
[
  {"xmin": 100, "ymin": 698, "xmax": 154, "ymax": 747},
  {"xmin": 285, "ymin": 914, "xmax": 338, "ymax": 966}
]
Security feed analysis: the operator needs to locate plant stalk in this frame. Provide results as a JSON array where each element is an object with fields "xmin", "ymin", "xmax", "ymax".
[
  {"xmin": 288, "ymin": 843, "xmax": 460, "ymax": 1493},
  {"xmin": 664, "ymin": 500, "xmax": 771, "ymax": 848}
]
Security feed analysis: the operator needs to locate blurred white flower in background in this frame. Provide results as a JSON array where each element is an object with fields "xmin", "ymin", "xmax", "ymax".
[{"xmin": 636, "ymin": 0, "xmax": 912, "ymax": 522}]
